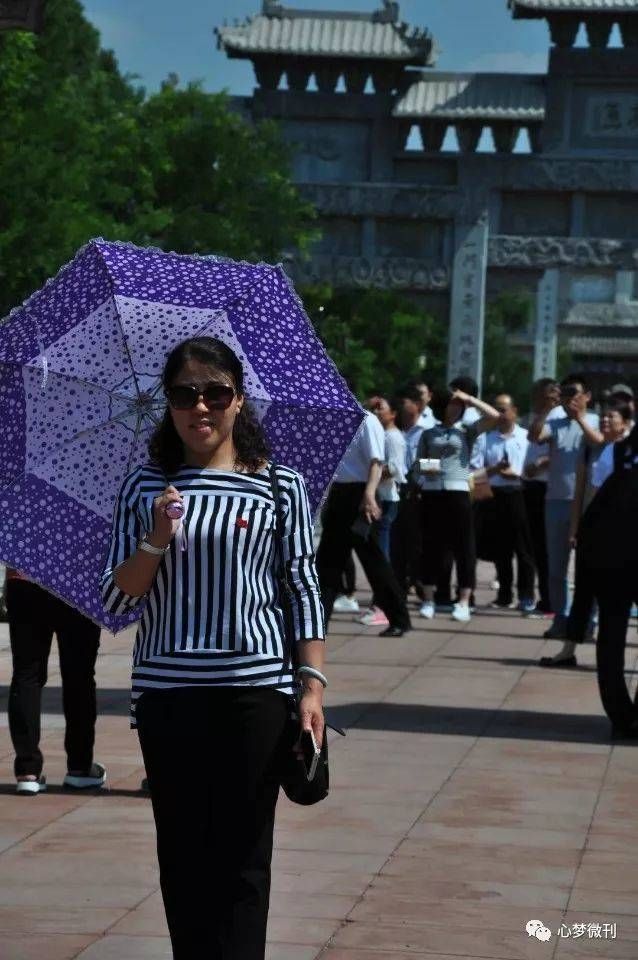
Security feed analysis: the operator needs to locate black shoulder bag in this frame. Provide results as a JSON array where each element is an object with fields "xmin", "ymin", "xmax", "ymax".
[{"xmin": 269, "ymin": 462, "xmax": 339, "ymax": 806}]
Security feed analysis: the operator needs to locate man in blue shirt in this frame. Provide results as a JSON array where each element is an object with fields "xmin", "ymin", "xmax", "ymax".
[{"xmin": 529, "ymin": 373, "xmax": 603, "ymax": 657}]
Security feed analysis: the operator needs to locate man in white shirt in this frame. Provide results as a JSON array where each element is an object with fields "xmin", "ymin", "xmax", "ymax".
[
  {"xmin": 474, "ymin": 394, "xmax": 535, "ymax": 612},
  {"xmin": 316, "ymin": 412, "xmax": 411, "ymax": 637},
  {"xmin": 529, "ymin": 373, "xmax": 602, "ymax": 650}
]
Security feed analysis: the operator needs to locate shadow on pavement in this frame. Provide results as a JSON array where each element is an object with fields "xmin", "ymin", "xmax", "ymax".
[
  {"xmin": 325, "ymin": 701, "xmax": 621, "ymax": 746},
  {"xmin": 438, "ymin": 653, "xmax": 600, "ymax": 672},
  {"xmin": 0, "ymin": 783, "xmax": 148, "ymax": 798},
  {"xmin": 0, "ymin": 688, "xmax": 628, "ymax": 747}
]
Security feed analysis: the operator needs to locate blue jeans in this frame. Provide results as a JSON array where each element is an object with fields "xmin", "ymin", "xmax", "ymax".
[
  {"xmin": 544, "ymin": 499, "xmax": 572, "ymax": 624},
  {"xmin": 375, "ymin": 501, "xmax": 399, "ymax": 561}
]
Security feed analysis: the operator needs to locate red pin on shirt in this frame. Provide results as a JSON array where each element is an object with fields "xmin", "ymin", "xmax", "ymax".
[{"xmin": 236, "ymin": 518, "xmax": 249, "ymax": 529}]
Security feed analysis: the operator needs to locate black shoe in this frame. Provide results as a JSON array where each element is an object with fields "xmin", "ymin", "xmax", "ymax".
[
  {"xmin": 490, "ymin": 598, "xmax": 515, "ymax": 609},
  {"xmin": 538, "ymin": 655, "xmax": 577, "ymax": 668},
  {"xmin": 63, "ymin": 762, "xmax": 106, "ymax": 789},
  {"xmin": 379, "ymin": 626, "xmax": 408, "ymax": 637},
  {"xmin": 611, "ymin": 722, "xmax": 638, "ymax": 740}
]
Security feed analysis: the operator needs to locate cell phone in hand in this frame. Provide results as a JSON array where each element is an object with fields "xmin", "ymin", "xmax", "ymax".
[{"xmin": 300, "ymin": 729, "xmax": 321, "ymax": 782}]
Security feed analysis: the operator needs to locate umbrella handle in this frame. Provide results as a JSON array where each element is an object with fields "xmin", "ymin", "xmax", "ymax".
[{"xmin": 165, "ymin": 499, "xmax": 187, "ymax": 552}]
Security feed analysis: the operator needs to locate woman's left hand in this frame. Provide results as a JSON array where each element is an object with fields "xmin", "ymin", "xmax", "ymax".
[{"xmin": 298, "ymin": 690, "xmax": 325, "ymax": 748}]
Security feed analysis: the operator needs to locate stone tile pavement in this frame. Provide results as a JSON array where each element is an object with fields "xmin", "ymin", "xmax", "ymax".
[{"xmin": 1, "ymin": 564, "xmax": 638, "ymax": 959}]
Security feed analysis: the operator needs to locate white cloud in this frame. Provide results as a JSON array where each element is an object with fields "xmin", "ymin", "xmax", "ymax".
[{"xmin": 465, "ymin": 50, "xmax": 548, "ymax": 73}]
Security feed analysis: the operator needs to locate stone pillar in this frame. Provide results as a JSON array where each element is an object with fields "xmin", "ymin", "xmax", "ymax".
[
  {"xmin": 533, "ymin": 269, "xmax": 559, "ymax": 381},
  {"xmin": 447, "ymin": 213, "xmax": 489, "ymax": 391},
  {"xmin": 615, "ymin": 270, "xmax": 635, "ymax": 304}
]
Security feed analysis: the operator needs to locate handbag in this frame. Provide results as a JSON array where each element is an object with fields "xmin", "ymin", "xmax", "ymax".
[
  {"xmin": 269, "ymin": 462, "xmax": 338, "ymax": 806},
  {"xmin": 469, "ymin": 469, "xmax": 493, "ymax": 503}
]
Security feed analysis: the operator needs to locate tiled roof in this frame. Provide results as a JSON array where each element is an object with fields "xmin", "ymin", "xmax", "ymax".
[
  {"xmin": 216, "ymin": 1, "xmax": 435, "ymax": 64},
  {"xmin": 568, "ymin": 335, "xmax": 638, "ymax": 355},
  {"xmin": 394, "ymin": 73, "xmax": 546, "ymax": 121},
  {"xmin": 510, "ymin": 0, "xmax": 638, "ymax": 13}
]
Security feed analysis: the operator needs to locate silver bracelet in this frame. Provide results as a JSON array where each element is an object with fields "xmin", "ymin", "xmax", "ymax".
[
  {"xmin": 138, "ymin": 536, "xmax": 169, "ymax": 557},
  {"xmin": 297, "ymin": 665, "xmax": 328, "ymax": 688}
]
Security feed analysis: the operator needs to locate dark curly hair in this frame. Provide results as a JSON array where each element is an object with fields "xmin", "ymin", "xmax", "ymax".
[{"xmin": 148, "ymin": 337, "xmax": 270, "ymax": 475}]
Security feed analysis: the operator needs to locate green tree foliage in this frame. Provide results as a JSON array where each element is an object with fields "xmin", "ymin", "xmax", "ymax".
[
  {"xmin": 0, "ymin": 0, "xmax": 315, "ymax": 316},
  {"xmin": 302, "ymin": 285, "xmax": 446, "ymax": 400},
  {"xmin": 304, "ymin": 285, "xmax": 537, "ymax": 405},
  {"xmin": 0, "ymin": 0, "xmax": 162, "ymax": 313},
  {"xmin": 142, "ymin": 79, "xmax": 316, "ymax": 261},
  {"xmin": 482, "ymin": 289, "xmax": 534, "ymax": 403}
]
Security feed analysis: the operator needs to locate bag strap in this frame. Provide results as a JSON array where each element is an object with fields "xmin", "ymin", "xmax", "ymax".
[
  {"xmin": 268, "ymin": 462, "xmax": 299, "ymax": 677},
  {"xmin": 268, "ymin": 462, "xmax": 346, "ymax": 737}
]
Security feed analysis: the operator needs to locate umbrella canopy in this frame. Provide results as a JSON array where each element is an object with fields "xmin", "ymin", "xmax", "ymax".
[{"xmin": 0, "ymin": 239, "xmax": 363, "ymax": 630}]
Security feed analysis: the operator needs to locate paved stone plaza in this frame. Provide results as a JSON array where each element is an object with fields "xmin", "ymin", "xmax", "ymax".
[{"xmin": 1, "ymin": 564, "xmax": 638, "ymax": 959}]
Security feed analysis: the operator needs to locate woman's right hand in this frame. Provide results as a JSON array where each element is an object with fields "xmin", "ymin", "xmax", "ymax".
[{"xmin": 150, "ymin": 486, "xmax": 183, "ymax": 548}]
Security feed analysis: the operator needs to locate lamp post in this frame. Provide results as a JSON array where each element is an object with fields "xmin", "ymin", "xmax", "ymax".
[{"xmin": 0, "ymin": 0, "xmax": 46, "ymax": 33}]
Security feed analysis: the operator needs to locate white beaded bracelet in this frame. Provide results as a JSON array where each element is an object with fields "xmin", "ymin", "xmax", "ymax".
[{"xmin": 297, "ymin": 665, "xmax": 328, "ymax": 688}]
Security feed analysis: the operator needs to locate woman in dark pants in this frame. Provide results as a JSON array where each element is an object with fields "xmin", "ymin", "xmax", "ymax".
[
  {"xmin": 101, "ymin": 337, "xmax": 326, "ymax": 959},
  {"xmin": 7, "ymin": 570, "xmax": 104, "ymax": 794},
  {"xmin": 415, "ymin": 388, "xmax": 499, "ymax": 623}
]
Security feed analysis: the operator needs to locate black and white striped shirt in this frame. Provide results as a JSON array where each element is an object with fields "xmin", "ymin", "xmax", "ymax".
[{"xmin": 100, "ymin": 463, "xmax": 325, "ymax": 725}]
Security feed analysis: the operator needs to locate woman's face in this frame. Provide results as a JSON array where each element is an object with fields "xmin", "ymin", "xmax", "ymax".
[
  {"xmin": 444, "ymin": 399, "xmax": 464, "ymax": 425},
  {"xmin": 601, "ymin": 408, "xmax": 627, "ymax": 441},
  {"xmin": 168, "ymin": 358, "xmax": 243, "ymax": 463},
  {"xmin": 373, "ymin": 398, "xmax": 395, "ymax": 429}
]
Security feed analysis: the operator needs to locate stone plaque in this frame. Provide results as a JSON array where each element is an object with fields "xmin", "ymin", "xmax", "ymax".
[
  {"xmin": 447, "ymin": 215, "xmax": 489, "ymax": 390},
  {"xmin": 283, "ymin": 120, "xmax": 369, "ymax": 183},
  {"xmin": 586, "ymin": 94, "xmax": 638, "ymax": 139},
  {"xmin": 533, "ymin": 269, "xmax": 559, "ymax": 381}
]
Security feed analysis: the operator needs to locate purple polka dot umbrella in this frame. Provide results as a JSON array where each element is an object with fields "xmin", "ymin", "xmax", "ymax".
[{"xmin": 0, "ymin": 239, "xmax": 364, "ymax": 631}]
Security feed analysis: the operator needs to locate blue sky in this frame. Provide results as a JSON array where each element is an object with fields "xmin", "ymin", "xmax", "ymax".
[{"xmin": 81, "ymin": 0, "xmax": 553, "ymax": 94}]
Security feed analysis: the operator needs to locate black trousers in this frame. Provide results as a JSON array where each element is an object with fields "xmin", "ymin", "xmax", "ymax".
[
  {"xmin": 489, "ymin": 488, "xmax": 535, "ymax": 604},
  {"xmin": 592, "ymin": 571, "xmax": 638, "ymax": 732},
  {"xmin": 421, "ymin": 491, "xmax": 476, "ymax": 591},
  {"xmin": 317, "ymin": 482, "xmax": 410, "ymax": 629},
  {"xmin": 523, "ymin": 480, "xmax": 550, "ymax": 610},
  {"xmin": 390, "ymin": 487, "xmax": 424, "ymax": 597},
  {"xmin": 137, "ymin": 686, "xmax": 288, "ymax": 960},
  {"xmin": 340, "ymin": 553, "xmax": 356, "ymax": 596},
  {"xmin": 7, "ymin": 579, "xmax": 100, "ymax": 778}
]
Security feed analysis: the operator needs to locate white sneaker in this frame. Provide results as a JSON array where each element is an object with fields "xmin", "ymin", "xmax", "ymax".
[
  {"xmin": 419, "ymin": 602, "xmax": 435, "ymax": 619},
  {"xmin": 451, "ymin": 603, "xmax": 471, "ymax": 623},
  {"xmin": 358, "ymin": 607, "xmax": 389, "ymax": 627},
  {"xmin": 333, "ymin": 595, "xmax": 360, "ymax": 613},
  {"xmin": 16, "ymin": 776, "xmax": 46, "ymax": 795}
]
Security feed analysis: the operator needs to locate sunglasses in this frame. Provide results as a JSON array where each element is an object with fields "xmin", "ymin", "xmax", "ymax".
[{"xmin": 165, "ymin": 383, "xmax": 235, "ymax": 411}]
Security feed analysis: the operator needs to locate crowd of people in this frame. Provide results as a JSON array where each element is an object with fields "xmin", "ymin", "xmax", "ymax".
[{"xmin": 318, "ymin": 372, "xmax": 637, "ymax": 668}]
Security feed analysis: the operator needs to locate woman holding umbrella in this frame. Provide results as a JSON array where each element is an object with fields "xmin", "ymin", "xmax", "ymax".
[{"xmin": 100, "ymin": 336, "xmax": 326, "ymax": 960}]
